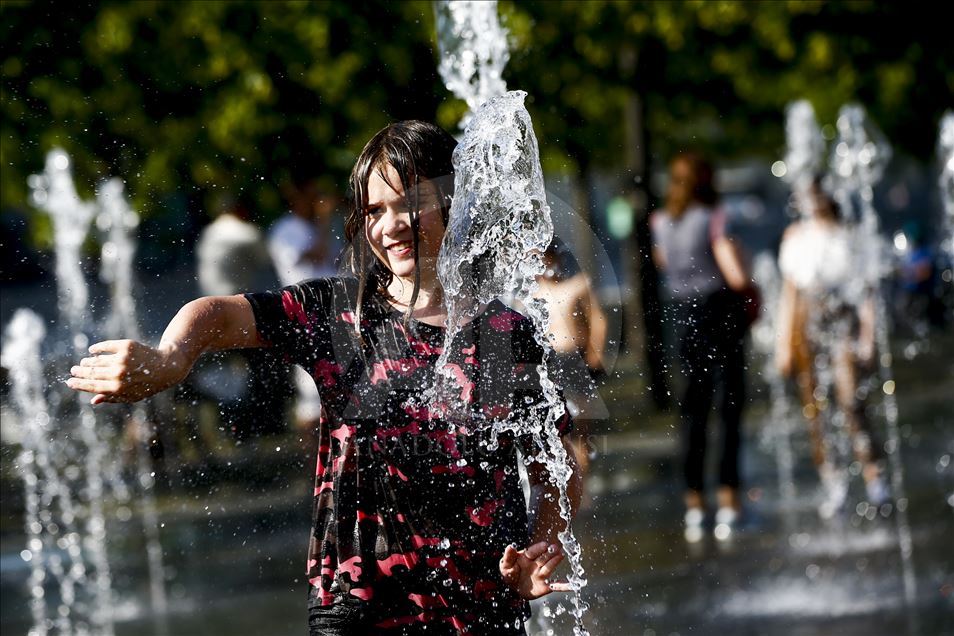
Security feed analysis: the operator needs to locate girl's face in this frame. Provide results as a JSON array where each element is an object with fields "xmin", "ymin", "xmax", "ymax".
[
  {"xmin": 364, "ymin": 162, "xmax": 446, "ymax": 283},
  {"xmin": 808, "ymin": 184, "xmax": 836, "ymax": 221},
  {"xmin": 668, "ymin": 158, "xmax": 694, "ymax": 208}
]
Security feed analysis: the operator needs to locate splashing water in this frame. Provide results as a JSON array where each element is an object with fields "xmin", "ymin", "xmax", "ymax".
[
  {"xmin": 96, "ymin": 178, "xmax": 170, "ymax": 629},
  {"xmin": 939, "ymin": 111, "xmax": 954, "ymax": 264},
  {"xmin": 438, "ymin": 92, "xmax": 553, "ymax": 333},
  {"xmin": 3, "ymin": 308, "xmax": 114, "ymax": 636},
  {"xmin": 830, "ymin": 105, "xmax": 892, "ymax": 195},
  {"xmin": 97, "ymin": 178, "xmax": 140, "ymax": 338},
  {"xmin": 826, "ymin": 104, "xmax": 918, "ymax": 632},
  {"xmin": 758, "ymin": 101, "xmax": 829, "ymax": 518},
  {"xmin": 783, "ymin": 100, "xmax": 826, "ymax": 215},
  {"xmin": 11, "ymin": 151, "xmax": 166, "ymax": 635},
  {"xmin": 3, "ymin": 310, "xmax": 59, "ymax": 636},
  {"xmin": 434, "ymin": 4, "xmax": 588, "ymax": 631},
  {"xmin": 750, "ymin": 253, "xmax": 797, "ymax": 522},
  {"xmin": 27, "ymin": 148, "xmax": 116, "ymax": 636},
  {"xmin": 433, "ymin": 90, "xmax": 589, "ymax": 634},
  {"xmin": 28, "ymin": 149, "xmax": 97, "ymax": 336},
  {"xmin": 824, "ymin": 106, "xmax": 893, "ymax": 308},
  {"xmin": 435, "ymin": 0, "xmax": 509, "ymax": 126}
]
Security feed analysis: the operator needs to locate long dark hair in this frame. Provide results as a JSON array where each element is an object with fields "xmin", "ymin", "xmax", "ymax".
[{"xmin": 345, "ymin": 120, "xmax": 457, "ymax": 333}]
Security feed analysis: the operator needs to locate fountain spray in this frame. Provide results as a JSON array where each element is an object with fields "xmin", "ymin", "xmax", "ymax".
[
  {"xmin": 434, "ymin": 3, "xmax": 588, "ymax": 633},
  {"xmin": 96, "ymin": 178, "xmax": 169, "ymax": 631},
  {"xmin": 25, "ymin": 148, "xmax": 115, "ymax": 635},
  {"xmin": 758, "ymin": 100, "xmax": 829, "ymax": 517},
  {"xmin": 828, "ymin": 104, "xmax": 918, "ymax": 633},
  {"xmin": 938, "ymin": 112, "xmax": 954, "ymax": 282}
]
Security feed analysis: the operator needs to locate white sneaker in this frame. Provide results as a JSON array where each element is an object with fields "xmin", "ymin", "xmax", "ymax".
[
  {"xmin": 865, "ymin": 475, "xmax": 890, "ymax": 507},
  {"xmin": 684, "ymin": 507, "xmax": 705, "ymax": 543},
  {"xmin": 714, "ymin": 507, "xmax": 739, "ymax": 541}
]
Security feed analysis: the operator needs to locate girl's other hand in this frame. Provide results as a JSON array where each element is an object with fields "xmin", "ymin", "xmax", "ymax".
[
  {"xmin": 66, "ymin": 340, "xmax": 190, "ymax": 405},
  {"xmin": 499, "ymin": 541, "xmax": 570, "ymax": 600}
]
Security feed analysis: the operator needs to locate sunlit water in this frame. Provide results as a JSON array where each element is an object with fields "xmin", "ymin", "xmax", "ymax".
[
  {"xmin": 435, "ymin": 0, "xmax": 509, "ymax": 127},
  {"xmin": 939, "ymin": 112, "xmax": 954, "ymax": 266},
  {"xmin": 432, "ymin": 90, "xmax": 588, "ymax": 631},
  {"xmin": 21, "ymin": 149, "xmax": 115, "ymax": 636},
  {"xmin": 783, "ymin": 99, "xmax": 827, "ymax": 214},
  {"xmin": 1, "ymin": 151, "xmax": 170, "ymax": 635},
  {"xmin": 96, "ymin": 178, "xmax": 169, "ymax": 629},
  {"xmin": 435, "ymin": 3, "xmax": 589, "ymax": 632},
  {"xmin": 749, "ymin": 100, "xmax": 830, "ymax": 526}
]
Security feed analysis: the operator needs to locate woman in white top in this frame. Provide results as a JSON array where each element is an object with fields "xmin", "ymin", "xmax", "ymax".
[
  {"xmin": 650, "ymin": 152, "xmax": 753, "ymax": 541},
  {"xmin": 776, "ymin": 179, "xmax": 887, "ymax": 517}
]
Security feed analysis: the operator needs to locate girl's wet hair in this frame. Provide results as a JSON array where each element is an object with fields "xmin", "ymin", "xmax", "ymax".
[{"xmin": 345, "ymin": 120, "xmax": 458, "ymax": 334}]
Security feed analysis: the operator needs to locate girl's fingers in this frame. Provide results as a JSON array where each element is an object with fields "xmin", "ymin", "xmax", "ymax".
[
  {"xmin": 90, "ymin": 393, "xmax": 108, "ymax": 405},
  {"xmin": 88, "ymin": 340, "xmax": 128, "ymax": 355},
  {"xmin": 522, "ymin": 541, "xmax": 550, "ymax": 561},
  {"xmin": 66, "ymin": 378, "xmax": 118, "ymax": 394},
  {"xmin": 546, "ymin": 581, "xmax": 572, "ymax": 592},
  {"xmin": 537, "ymin": 553, "xmax": 564, "ymax": 578},
  {"xmin": 500, "ymin": 545, "xmax": 518, "ymax": 569},
  {"xmin": 70, "ymin": 365, "xmax": 119, "ymax": 381},
  {"xmin": 533, "ymin": 543, "xmax": 560, "ymax": 566},
  {"xmin": 80, "ymin": 354, "xmax": 119, "ymax": 367}
]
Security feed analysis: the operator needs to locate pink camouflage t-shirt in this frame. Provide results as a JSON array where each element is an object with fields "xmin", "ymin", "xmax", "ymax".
[{"xmin": 245, "ymin": 277, "xmax": 571, "ymax": 634}]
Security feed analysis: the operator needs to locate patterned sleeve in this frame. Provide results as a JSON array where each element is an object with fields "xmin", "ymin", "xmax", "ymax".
[{"xmin": 243, "ymin": 278, "xmax": 335, "ymax": 370}]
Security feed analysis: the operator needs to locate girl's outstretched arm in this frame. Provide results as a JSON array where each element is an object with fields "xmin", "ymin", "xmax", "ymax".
[{"xmin": 67, "ymin": 295, "xmax": 261, "ymax": 404}]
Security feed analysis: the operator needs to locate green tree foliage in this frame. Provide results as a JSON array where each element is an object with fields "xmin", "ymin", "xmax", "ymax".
[
  {"xmin": 2, "ymin": 1, "xmax": 951, "ymax": 235},
  {"xmin": 1, "ymin": 0, "xmax": 443, "ymax": 230},
  {"xmin": 502, "ymin": 0, "xmax": 952, "ymax": 173}
]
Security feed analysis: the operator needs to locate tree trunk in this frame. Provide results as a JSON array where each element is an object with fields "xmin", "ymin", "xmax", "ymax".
[{"xmin": 621, "ymin": 44, "xmax": 670, "ymax": 409}]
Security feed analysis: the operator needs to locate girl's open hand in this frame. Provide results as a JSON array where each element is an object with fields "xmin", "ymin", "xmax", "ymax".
[
  {"xmin": 499, "ymin": 541, "xmax": 570, "ymax": 600},
  {"xmin": 66, "ymin": 340, "xmax": 190, "ymax": 405}
]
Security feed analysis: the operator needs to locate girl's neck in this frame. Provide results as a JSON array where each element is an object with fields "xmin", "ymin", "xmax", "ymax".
[
  {"xmin": 809, "ymin": 215, "xmax": 838, "ymax": 228},
  {"xmin": 387, "ymin": 276, "xmax": 443, "ymax": 310}
]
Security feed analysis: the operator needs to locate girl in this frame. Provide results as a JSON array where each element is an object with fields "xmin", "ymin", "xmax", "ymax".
[
  {"xmin": 650, "ymin": 152, "xmax": 752, "ymax": 541},
  {"xmin": 67, "ymin": 120, "xmax": 580, "ymax": 635},
  {"xmin": 776, "ymin": 178, "xmax": 886, "ymax": 517}
]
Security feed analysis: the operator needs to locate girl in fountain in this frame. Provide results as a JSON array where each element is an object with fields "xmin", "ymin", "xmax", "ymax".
[
  {"xmin": 650, "ymin": 152, "xmax": 753, "ymax": 542},
  {"xmin": 67, "ymin": 121, "xmax": 580, "ymax": 635},
  {"xmin": 776, "ymin": 178, "xmax": 887, "ymax": 518}
]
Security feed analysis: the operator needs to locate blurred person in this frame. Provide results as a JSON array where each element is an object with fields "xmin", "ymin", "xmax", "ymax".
[
  {"xmin": 650, "ymin": 152, "xmax": 753, "ymax": 541},
  {"xmin": 195, "ymin": 192, "xmax": 288, "ymax": 439},
  {"xmin": 269, "ymin": 173, "xmax": 340, "ymax": 284},
  {"xmin": 197, "ymin": 192, "xmax": 275, "ymax": 296},
  {"xmin": 895, "ymin": 220, "xmax": 945, "ymax": 330},
  {"xmin": 776, "ymin": 179, "xmax": 888, "ymax": 518},
  {"xmin": 532, "ymin": 238, "xmax": 607, "ymax": 486},
  {"xmin": 68, "ymin": 121, "xmax": 580, "ymax": 634},
  {"xmin": 268, "ymin": 175, "xmax": 341, "ymax": 432}
]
